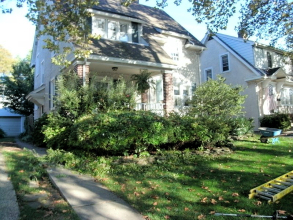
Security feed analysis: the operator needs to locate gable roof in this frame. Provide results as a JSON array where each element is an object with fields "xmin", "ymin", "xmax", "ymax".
[{"xmin": 84, "ymin": 0, "xmax": 204, "ymax": 66}]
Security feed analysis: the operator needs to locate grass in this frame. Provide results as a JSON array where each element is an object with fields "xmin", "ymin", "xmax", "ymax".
[
  {"xmin": 99, "ymin": 135, "xmax": 293, "ymax": 219},
  {"xmin": 45, "ymin": 134, "xmax": 293, "ymax": 220},
  {"xmin": 10, "ymin": 134, "xmax": 293, "ymax": 220},
  {"xmin": 0, "ymin": 138, "xmax": 79, "ymax": 220}
]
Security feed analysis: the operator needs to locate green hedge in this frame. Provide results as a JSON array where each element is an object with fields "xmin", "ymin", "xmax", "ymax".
[{"xmin": 260, "ymin": 113, "xmax": 291, "ymax": 130}]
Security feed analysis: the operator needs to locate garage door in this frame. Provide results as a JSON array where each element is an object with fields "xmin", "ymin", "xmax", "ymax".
[{"xmin": 0, "ymin": 117, "xmax": 21, "ymax": 137}]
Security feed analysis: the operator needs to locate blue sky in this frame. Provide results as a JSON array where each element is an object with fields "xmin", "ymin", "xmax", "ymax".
[{"xmin": 0, "ymin": 0, "xmax": 239, "ymax": 59}]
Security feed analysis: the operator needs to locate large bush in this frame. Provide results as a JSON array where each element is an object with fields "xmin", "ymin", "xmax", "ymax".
[
  {"xmin": 260, "ymin": 113, "xmax": 291, "ymax": 130},
  {"xmin": 185, "ymin": 76, "xmax": 247, "ymax": 146},
  {"xmin": 32, "ymin": 113, "xmax": 49, "ymax": 147}
]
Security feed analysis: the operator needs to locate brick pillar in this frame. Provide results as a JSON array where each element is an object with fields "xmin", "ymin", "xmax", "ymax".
[
  {"xmin": 74, "ymin": 62, "xmax": 90, "ymax": 85},
  {"xmin": 162, "ymin": 71, "xmax": 174, "ymax": 115}
]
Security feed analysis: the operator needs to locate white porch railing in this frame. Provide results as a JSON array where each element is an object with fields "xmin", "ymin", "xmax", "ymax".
[
  {"xmin": 135, "ymin": 103, "xmax": 165, "ymax": 116},
  {"xmin": 278, "ymin": 105, "xmax": 293, "ymax": 114}
]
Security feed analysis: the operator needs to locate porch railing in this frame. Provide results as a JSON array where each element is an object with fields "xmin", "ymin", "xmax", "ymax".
[{"xmin": 135, "ymin": 103, "xmax": 165, "ymax": 116}]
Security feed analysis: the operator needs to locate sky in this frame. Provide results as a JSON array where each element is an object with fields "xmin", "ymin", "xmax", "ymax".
[{"xmin": 0, "ymin": 0, "xmax": 240, "ymax": 59}]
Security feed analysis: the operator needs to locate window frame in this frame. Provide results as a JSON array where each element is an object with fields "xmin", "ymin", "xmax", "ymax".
[
  {"xmin": 220, "ymin": 53, "xmax": 230, "ymax": 73},
  {"xmin": 49, "ymin": 78, "xmax": 56, "ymax": 110},
  {"xmin": 204, "ymin": 68, "xmax": 213, "ymax": 81}
]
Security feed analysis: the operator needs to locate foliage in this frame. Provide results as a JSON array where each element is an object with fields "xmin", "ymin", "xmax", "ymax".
[
  {"xmin": 228, "ymin": 117, "xmax": 254, "ymax": 136},
  {"xmin": 45, "ymin": 135, "xmax": 293, "ymax": 219},
  {"xmin": 187, "ymin": 76, "xmax": 246, "ymax": 118},
  {"xmin": 185, "ymin": 76, "xmax": 246, "ymax": 146},
  {"xmin": 0, "ymin": 44, "xmax": 15, "ymax": 74},
  {"xmin": 67, "ymin": 111, "xmax": 173, "ymax": 155},
  {"xmin": 2, "ymin": 1, "xmax": 292, "ymax": 64},
  {"xmin": 260, "ymin": 113, "xmax": 292, "ymax": 130},
  {"xmin": 32, "ymin": 113, "xmax": 49, "ymax": 147},
  {"xmin": 0, "ymin": 57, "xmax": 34, "ymax": 116},
  {"xmin": 0, "ymin": 128, "xmax": 6, "ymax": 138},
  {"xmin": 131, "ymin": 70, "xmax": 155, "ymax": 94}
]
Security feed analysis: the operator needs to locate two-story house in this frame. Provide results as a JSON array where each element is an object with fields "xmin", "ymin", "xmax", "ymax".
[
  {"xmin": 200, "ymin": 32, "xmax": 293, "ymax": 128},
  {"xmin": 27, "ymin": 0, "xmax": 205, "ymax": 120}
]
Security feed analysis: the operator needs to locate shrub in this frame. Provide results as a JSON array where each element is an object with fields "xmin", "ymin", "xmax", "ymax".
[
  {"xmin": 68, "ymin": 111, "xmax": 173, "ymax": 155},
  {"xmin": 228, "ymin": 117, "xmax": 254, "ymax": 136},
  {"xmin": 0, "ymin": 128, "xmax": 6, "ymax": 138},
  {"xmin": 31, "ymin": 113, "xmax": 49, "ymax": 147},
  {"xmin": 260, "ymin": 113, "xmax": 291, "ymax": 130}
]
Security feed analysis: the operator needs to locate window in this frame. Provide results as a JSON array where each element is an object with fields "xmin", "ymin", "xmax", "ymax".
[
  {"xmin": 220, "ymin": 53, "xmax": 230, "ymax": 72},
  {"xmin": 169, "ymin": 39, "xmax": 180, "ymax": 61},
  {"xmin": 205, "ymin": 68, "xmax": 213, "ymax": 81},
  {"xmin": 281, "ymin": 88, "xmax": 293, "ymax": 105},
  {"xmin": 267, "ymin": 52, "xmax": 272, "ymax": 68},
  {"xmin": 92, "ymin": 16, "xmax": 133, "ymax": 42}
]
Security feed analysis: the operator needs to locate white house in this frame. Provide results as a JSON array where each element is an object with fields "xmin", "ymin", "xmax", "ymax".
[
  {"xmin": 200, "ymin": 32, "xmax": 293, "ymax": 128},
  {"xmin": 27, "ymin": 0, "xmax": 206, "ymax": 120}
]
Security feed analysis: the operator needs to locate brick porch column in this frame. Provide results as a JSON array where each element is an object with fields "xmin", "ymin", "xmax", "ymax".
[
  {"xmin": 74, "ymin": 61, "xmax": 90, "ymax": 85},
  {"xmin": 162, "ymin": 71, "xmax": 174, "ymax": 115}
]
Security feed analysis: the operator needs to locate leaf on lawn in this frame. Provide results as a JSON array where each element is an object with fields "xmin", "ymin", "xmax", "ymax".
[
  {"xmin": 156, "ymin": 208, "xmax": 161, "ymax": 211},
  {"xmin": 19, "ymin": 170, "xmax": 24, "ymax": 173},
  {"xmin": 151, "ymin": 195, "xmax": 159, "ymax": 199},
  {"xmin": 167, "ymin": 206, "xmax": 172, "ymax": 210},
  {"xmin": 210, "ymin": 211, "xmax": 216, "ymax": 214},
  {"xmin": 232, "ymin": 193, "xmax": 239, "ymax": 197},
  {"xmin": 234, "ymin": 200, "xmax": 239, "ymax": 203},
  {"xmin": 238, "ymin": 209, "xmax": 246, "ymax": 212},
  {"xmin": 197, "ymin": 214, "xmax": 206, "ymax": 219},
  {"xmin": 202, "ymin": 186, "xmax": 209, "ymax": 190},
  {"xmin": 278, "ymin": 210, "xmax": 286, "ymax": 215},
  {"xmin": 200, "ymin": 197, "xmax": 208, "ymax": 203},
  {"xmin": 184, "ymin": 207, "xmax": 189, "ymax": 211},
  {"xmin": 221, "ymin": 180, "xmax": 226, "ymax": 183},
  {"xmin": 136, "ymin": 181, "xmax": 142, "ymax": 184},
  {"xmin": 62, "ymin": 210, "xmax": 68, "ymax": 213},
  {"xmin": 165, "ymin": 192, "xmax": 170, "ymax": 196},
  {"xmin": 44, "ymin": 210, "xmax": 53, "ymax": 217},
  {"xmin": 218, "ymin": 196, "xmax": 224, "ymax": 201},
  {"xmin": 211, "ymin": 199, "xmax": 217, "ymax": 204},
  {"xmin": 164, "ymin": 215, "xmax": 170, "ymax": 219},
  {"xmin": 210, "ymin": 170, "xmax": 214, "ymax": 172},
  {"xmin": 134, "ymin": 192, "xmax": 140, "ymax": 197},
  {"xmin": 153, "ymin": 202, "xmax": 158, "ymax": 206},
  {"xmin": 254, "ymin": 201, "xmax": 262, "ymax": 206},
  {"xmin": 224, "ymin": 201, "xmax": 230, "ymax": 203}
]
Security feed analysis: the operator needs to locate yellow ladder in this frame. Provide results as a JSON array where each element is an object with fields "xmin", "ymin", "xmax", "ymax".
[{"xmin": 249, "ymin": 170, "xmax": 293, "ymax": 203}]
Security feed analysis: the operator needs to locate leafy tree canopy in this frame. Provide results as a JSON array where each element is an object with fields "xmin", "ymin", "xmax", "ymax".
[
  {"xmin": 1, "ymin": 0, "xmax": 292, "ymax": 64},
  {"xmin": 0, "ymin": 45, "xmax": 15, "ymax": 74},
  {"xmin": 0, "ymin": 55, "xmax": 34, "ymax": 116}
]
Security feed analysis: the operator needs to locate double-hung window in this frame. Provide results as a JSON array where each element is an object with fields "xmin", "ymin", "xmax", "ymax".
[
  {"xmin": 92, "ymin": 17, "xmax": 132, "ymax": 42},
  {"xmin": 220, "ymin": 53, "xmax": 230, "ymax": 72}
]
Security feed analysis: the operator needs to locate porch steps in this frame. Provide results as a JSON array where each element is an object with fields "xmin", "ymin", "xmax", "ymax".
[{"xmin": 249, "ymin": 170, "xmax": 293, "ymax": 203}]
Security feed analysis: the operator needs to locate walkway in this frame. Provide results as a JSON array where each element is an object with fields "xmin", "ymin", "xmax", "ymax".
[{"xmin": 15, "ymin": 139, "xmax": 144, "ymax": 220}]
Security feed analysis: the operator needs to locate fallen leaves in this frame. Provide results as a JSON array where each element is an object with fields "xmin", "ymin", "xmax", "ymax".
[
  {"xmin": 238, "ymin": 209, "xmax": 246, "ymax": 212},
  {"xmin": 232, "ymin": 192, "xmax": 239, "ymax": 197},
  {"xmin": 197, "ymin": 214, "xmax": 206, "ymax": 219}
]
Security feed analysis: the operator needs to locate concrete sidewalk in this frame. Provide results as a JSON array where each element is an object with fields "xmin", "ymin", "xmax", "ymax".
[
  {"xmin": 15, "ymin": 139, "xmax": 144, "ymax": 220},
  {"xmin": 0, "ymin": 149, "xmax": 20, "ymax": 220}
]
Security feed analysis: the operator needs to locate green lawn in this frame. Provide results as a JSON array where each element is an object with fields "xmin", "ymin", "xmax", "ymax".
[{"xmin": 94, "ymin": 135, "xmax": 293, "ymax": 220}]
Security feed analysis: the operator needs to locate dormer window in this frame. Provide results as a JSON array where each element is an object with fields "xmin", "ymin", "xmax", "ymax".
[{"xmin": 92, "ymin": 16, "xmax": 135, "ymax": 43}]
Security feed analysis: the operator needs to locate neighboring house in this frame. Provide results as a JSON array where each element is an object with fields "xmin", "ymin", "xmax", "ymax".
[
  {"xmin": 200, "ymin": 32, "xmax": 293, "ymax": 128},
  {"xmin": 0, "ymin": 82, "xmax": 25, "ymax": 136},
  {"xmin": 27, "ymin": 0, "xmax": 205, "ymax": 120}
]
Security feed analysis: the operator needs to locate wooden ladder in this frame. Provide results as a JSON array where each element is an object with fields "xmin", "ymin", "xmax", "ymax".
[{"xmin": 249, "ymin": 171, "xmax": 293, "ymax": 203}]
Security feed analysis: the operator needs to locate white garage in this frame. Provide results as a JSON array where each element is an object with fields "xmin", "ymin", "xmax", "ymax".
[{"xmin": 0, "ymin": 109, "xmax": 25, "ymax": 137}]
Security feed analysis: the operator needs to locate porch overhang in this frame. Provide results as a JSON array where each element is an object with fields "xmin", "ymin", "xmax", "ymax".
[
  {"xmin": 88, "ymin": 55, "xmax": 176, "ymax": 70},
  {"xmin": 26, "ymin": 85, "xmax": 45, "ymax": 106}
]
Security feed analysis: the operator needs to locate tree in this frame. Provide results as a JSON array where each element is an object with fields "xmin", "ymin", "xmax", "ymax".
[
  {"xmin": 1, "ymin": 0, "xmax": 292, "ymax": 63},
  {"xmin": 0, "ymin": 45, "xmax": 15, "ymax": 74},
  {"xmin": 0, "ymin": 56, "xmax": 34, "ymax": 116}
]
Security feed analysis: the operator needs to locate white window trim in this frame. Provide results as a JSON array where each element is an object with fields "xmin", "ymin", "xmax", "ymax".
[
  {"xmin": 219, "ymin": 53, "xmax": 230, "ymax": 73},
  {"xmin": 204, "ymin": 67, "xmax": 213, "ymax": 81},
  {"xmin": 40, "ymin": 60, "xmax": 45, "ymax": 85},
  {"xmin": 92, "ymin": 16, "xmax": 133, "ymax": 43},
  {"xmin": 50, "ymin": 78, "xmax": 56, "ymax": 110},
  {"xmin": 36, "ymin": 53, "xmax": 40, "ymax": 76}
]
